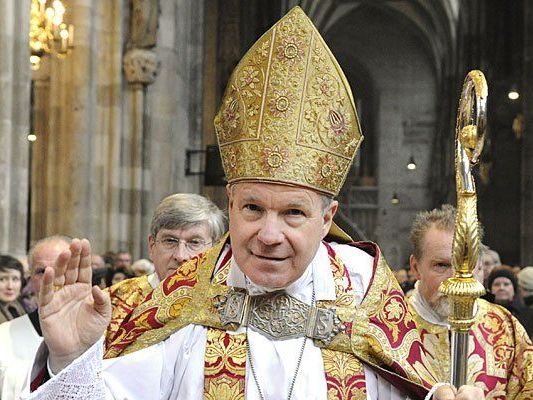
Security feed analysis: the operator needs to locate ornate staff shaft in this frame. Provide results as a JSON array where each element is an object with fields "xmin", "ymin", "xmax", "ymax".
[{"xmin": 439, "ymin": 70, "xmax": 488, "ymax": 388}]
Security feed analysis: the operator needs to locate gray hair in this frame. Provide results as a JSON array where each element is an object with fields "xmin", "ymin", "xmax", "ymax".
[
  {"xmin": 410, "ymin": 205, "xmax": 456, "ymax": 260},
  {"xmin": 409, "ymin": 204, "xmax": 484, "ymax": 260},
  {"xmin": 28, "ymin": 235, "xmax": 72, "ymax": 266},
  {"xmin": 319, "ymin": 194, "xmax": 334, "ymax": 215},
  {"xmin": 480, "ymin": 246, "xmax": 501, "ymax": 266},
  {"xmin": 131, "ymin": 258, "xmax": 155, "ymax": 275},
  {"xmin": 150, "ymin": 193, "xmax": 226, "ymax": 243}
]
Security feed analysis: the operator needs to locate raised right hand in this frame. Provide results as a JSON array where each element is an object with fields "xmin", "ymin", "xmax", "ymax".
[{"xmin": 39, "ymin": 238, "xmax": 111, "ymax": 373}]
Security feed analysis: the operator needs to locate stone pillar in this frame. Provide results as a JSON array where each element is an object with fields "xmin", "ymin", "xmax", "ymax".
[
  {"xmin": 145, "ymin": 0, "xmax": 206, "ymax": 204},
  {"xmin": 122, "ymin": 48, "xmax": 160, "ymax": 258},
  {"xmin": 0, "ymin": 0, "xmax": 31, "ymax": 256},
  {"xmin": 30, "ymin": 58, "xmax": 51, "ymax": 243},
  {"xmin": 521, "ymin": 2, "xmax": 533, "ymax": 264},
  {"xmin": 31, "ymin": 0, "xmax": 125, "ymax": 255}
]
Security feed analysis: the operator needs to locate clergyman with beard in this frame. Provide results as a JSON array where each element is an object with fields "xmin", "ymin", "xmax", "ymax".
[{"xmin": 407, "ymin": 204, "xmax": 533, "ymax": 397}]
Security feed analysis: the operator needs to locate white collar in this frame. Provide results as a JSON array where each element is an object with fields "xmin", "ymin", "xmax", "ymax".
[
  {"xmin": 148, "ymin": 272, "xmax": 160, "ymax": 289},
  {"xmin": 225, "ymin": 242, "xmax": 336, "ymax": 304}
]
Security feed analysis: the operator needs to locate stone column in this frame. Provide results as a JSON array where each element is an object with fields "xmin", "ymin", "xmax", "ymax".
[
  {"xmin": 0, "ymin": 0, "xmax": 31, "ymax": 256},
  {"xmin": 521, "ymin": 2, "xmax": 533, "ymax": 264},
  {"xmin": 30, "ymin": 0, "xmax": 125, "ymax": 255},
  {"xmin": 122, "ymin": 48, "xmax": 160, "ymax": 258},
  {"xmin": 30, "ymin": 58, "xmax": 51, "ymax": 243}
]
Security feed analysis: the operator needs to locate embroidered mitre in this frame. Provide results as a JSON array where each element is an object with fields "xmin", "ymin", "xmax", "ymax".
[{"xmin": 214, "ymin": 6, "xmax": 363, "ymax": 197}]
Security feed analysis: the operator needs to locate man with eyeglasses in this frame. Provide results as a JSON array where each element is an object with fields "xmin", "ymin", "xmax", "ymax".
[{"xmin": 105, "ymin": 193, "xmax": 226, "ymax": 345}]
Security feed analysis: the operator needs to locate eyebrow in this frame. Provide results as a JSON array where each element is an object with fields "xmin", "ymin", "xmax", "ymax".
[
  {"xmin": 159, "ymin": 233, "xmax": 205, "ymax": 240},
  {"xmin": 240, "ymin": 195, "xmax": 311, "ymax": 208}
]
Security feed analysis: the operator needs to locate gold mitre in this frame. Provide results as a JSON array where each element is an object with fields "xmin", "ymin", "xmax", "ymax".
[{"xmin": 214, "ymin": 6, "xmax": 363, "ymax": 197}]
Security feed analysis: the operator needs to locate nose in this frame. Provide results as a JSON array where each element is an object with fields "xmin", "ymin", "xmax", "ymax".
[
  {"xmin": 172, "ymin": 242, "xmax": 191, "ymax": 265},
  {"xmin": 257, "ymin": 214, "xmax": 284, "ymax": 246},
  {"xmin": 6, "ymin": 279, "xmax": 14, "ymax": 289}
]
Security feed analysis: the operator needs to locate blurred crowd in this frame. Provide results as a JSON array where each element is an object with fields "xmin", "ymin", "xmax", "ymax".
[{"xmin": 0, "ymin": 246, "xmax": 154, "ymax": 323}]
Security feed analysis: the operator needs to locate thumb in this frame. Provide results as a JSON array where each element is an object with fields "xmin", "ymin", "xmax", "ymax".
[
  {"xmin": 434, "ymin": 384, "xmax": 457, "ymax": 400},
  {"xmin": 92, "ymin": 286, "xmax": 111, "ymax": 320}
]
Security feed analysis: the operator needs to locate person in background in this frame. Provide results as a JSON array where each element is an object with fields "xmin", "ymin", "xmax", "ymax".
[
  {"xmin": 0, "ymin": 255, "xmax": 26, "ymax": 324},
  {"xmin": 511, "ymin": 265, "xmax": 522, "ymax": 276},
  {"xmin": 487, "ymin": 266, "xmax": 519, "ymax": 307},
  {"xmin": 407, "ymin": 205, "xmax": 533, "ymax": 397},
  {"xmin": 114, "ymin": 251, "xmax": 132, "ymax": 274},
  {"xmin": 105, "ymin": 267, "xmax": 132, "ymax": 288},
  {"xmin": 130, "ymin": 259, "xmax": 155, "ymax": 277},
  {"xmin": 91, "ymin": 254, "xmax": 105, "ymax": 270},
  {"xmin": 102, "ymin": 251, "xmax": 116, "ymax": 269},
  {"xmin": 487, "ymin": 266, "xmax": 533, "ymax": 338},
  {"xmin": 91, "ymin": 254, "xmax": 108, "ymax": 289},
  {"xmin": 104, "ymin": 193, "xmax": 226, "ymax": 345},
  {"xmin": 518, "ymin": 266, "xmax": 533, "ymax": 308},
  {"xmin": 480, "ymin": 246, "xmax": 501, "ymax": 287}
]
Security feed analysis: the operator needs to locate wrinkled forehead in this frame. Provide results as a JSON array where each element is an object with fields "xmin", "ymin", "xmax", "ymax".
[
  {"xmin": 230, "ymin": 182, "xmax": 323, "ymax": 205},
  {"xmin": 420, "ymin": 227, "xmax": 454, "ymax": 259}
]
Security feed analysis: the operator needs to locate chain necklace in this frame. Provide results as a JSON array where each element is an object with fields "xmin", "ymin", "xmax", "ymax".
[{"xmin": 246, "ymin": 285, "xmax": 316, "ymax": 400}]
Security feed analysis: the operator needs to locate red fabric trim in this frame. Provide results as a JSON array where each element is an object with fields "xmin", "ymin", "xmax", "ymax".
[{"xmin": 30, "ymin": 367, "xmax": 49, "ymax": 392}]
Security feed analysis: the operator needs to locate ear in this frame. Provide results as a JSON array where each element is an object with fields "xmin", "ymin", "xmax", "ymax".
[
  {"xmin": 409, "ymin": 254, "xmax": 422, "ymax": 280},
  {"xmin": 147, "ymin": 235, "xmax": 156, "ymax": 260},
  {"xmin": 226, "ymin": 184, "xmax": 234, "ymax": 210},
  {"xmin": 321, "ymin": 200, "xmax": 338, "ymax": 239}
]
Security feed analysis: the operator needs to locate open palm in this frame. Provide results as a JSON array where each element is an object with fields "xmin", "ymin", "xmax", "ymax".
[{"xmin": 39, "ymin": 238, "xmax": 111, "ymax": 373}]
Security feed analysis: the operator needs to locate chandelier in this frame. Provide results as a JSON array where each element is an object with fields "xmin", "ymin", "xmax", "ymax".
[{"xmin": 29, "ymin": 0, "xmax": 74, "ymax": 70}]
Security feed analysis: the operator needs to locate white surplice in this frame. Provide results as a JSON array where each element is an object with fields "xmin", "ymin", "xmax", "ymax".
[
  {"xmin": 0, "ymin": 313, "xmax": 42, "ymax": 400},
  {"xmin": 21, "ymin": 243, "xmax": 427, "ymax": 399}
]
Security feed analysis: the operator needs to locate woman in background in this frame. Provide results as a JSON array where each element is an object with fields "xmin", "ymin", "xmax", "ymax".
[{"xmin": 0, "ymin": 255, "xmax": 26, "ymax": 324}]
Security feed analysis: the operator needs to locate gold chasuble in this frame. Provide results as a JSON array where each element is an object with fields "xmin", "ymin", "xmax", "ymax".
[
  {"xmin": 410, "ymin": 299, "xmax": 533, "ymax": 399},
  {"xmin": 201, "ymin": 241, "xmax": 367, "ymax": 400},
  {"xmin": 106, "ymin": 238, "xmax": 438, "ymax": 399},
  {"xmin": 104, "ymin": 275, "xmax": 154, "ymax": 348}
]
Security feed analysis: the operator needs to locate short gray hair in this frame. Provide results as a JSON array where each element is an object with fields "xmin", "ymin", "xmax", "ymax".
[
  {"xmin": 410, "ymin": 205, "xmax": 456, "ymax": 260},
  {"xmin": 410, "ymin": 204, "xmax": 484, "ymax": 260},
  {"xmin": 150, "ymin": 193, "xmax": 226, "ymax": 243},
  {"xmin": 29, "ymin": 235, "xmax": 72, "ymax": 266},
  {"xmin": 319, "ymin": 194, "xmax": 334, "ymax": 215},
  {"xmin": 480, "ymin": 246, "xmax": 501, "ymax": 266}
]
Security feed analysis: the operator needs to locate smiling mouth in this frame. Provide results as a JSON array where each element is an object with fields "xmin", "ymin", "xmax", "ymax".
[{"xmin": 253, "ymin": 253, "xmax": 288, "ymax": 262}]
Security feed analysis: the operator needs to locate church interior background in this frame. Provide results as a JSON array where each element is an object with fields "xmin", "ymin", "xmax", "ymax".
[{"xmin": 1, "ymin": 0, "xmax": 532, "ymax": 269}]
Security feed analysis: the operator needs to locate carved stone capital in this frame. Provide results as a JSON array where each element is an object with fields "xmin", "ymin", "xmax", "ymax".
[{"xmin": 123, "ymin": 48, "xmax": 160, "ymax": 86}]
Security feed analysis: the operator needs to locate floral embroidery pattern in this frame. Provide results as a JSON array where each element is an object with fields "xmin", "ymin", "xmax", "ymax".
[
  {"xmin": 213, "ymin": 6, "xmax": 363, "ymax": 197},
  {"xmin": 263, "ymin": 145, "xmax": 289, "ymax": 170}
]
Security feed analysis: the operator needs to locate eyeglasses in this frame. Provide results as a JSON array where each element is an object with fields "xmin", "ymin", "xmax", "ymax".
[{"xmin": 156, "ymin": 237, "xmax": 211, "ymax": 253}]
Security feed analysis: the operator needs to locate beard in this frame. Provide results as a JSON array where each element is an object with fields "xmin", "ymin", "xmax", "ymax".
[{"xmin": 429, "ymin": 295, "xmax": 451, "ymax": 319}]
